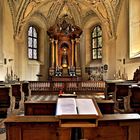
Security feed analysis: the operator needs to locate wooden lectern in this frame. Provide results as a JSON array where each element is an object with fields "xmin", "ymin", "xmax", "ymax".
[
  {"xmin": 56, "ymin": 98, "xmax": 102, "ymax": 127},
  {"xmin": 56, "ymin": 97, "xmax": 102, "ymax": 140}
]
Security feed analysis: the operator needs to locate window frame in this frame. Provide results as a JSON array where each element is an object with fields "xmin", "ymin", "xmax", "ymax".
[
  {"xmin": 91, "ymin": 25, "xmax": 103, "ymax": 60},
  {"xmin": 27, "ymin": 25, "xmax": 39, "ymax": 60}
]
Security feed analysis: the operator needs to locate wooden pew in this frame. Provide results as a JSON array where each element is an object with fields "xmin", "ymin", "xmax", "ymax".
[
  {"xmin": 105, "ymin": 80, "xmax": 126, "ymax": 99},
  {"xmin": 11, "ymin": 83, "xmax": 21, "ymax": 109},
  {"xmin": 24, "ymin": 95, "xmax": 57, "ymax": 115},
  {"xmin": 113, "ymin": 82, "xmax": 138, "ymax": 112},
  {"xmin": 105, "ymin": 80, "xmax": 136, "ymax": 99},
  {"xmin": 114, "ymin": 83, "xmax": 130, "ymax": 109},
  {"xmin": 24, "ymin": 95, "xmax": 114, "ymax": 115},
  {"xmin": 0, "ymin": 86, "xmax": 10, "ymax": 118},
  {"xmin": 5, "ymin": 116, "xmax": 59, "ymax": 140},
  {"xmin": 21, "ymin": 81, "xmax": 30, "ymax": 101},
  {"xmin": 133, "ymin": 66, "xmax": 140, "ymax": 82},
  {"xmin": 126, "ymin": 85, "xmax": 140, "ymax": 113},
  {"xmin": 96, "ymin": 99, "xmax": 114, "ymax": 114},
  {"xmin": 4, "ymin": 113, "xmax": 140, "ymax": 140}
]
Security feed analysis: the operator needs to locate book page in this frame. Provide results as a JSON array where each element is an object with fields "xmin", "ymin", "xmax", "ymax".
[
  {"xmin": 76, "ymin": 99, "xmax": 98, "ymax": 115},
  {"xmin": 56, "ymin": 98, "xmax": 77, "ymax": 115}
]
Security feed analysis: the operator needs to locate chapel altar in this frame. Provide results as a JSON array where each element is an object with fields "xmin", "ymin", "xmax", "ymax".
[{"xmin": 47, "ymin": 16, "xmax": 82, "ymax": 81}]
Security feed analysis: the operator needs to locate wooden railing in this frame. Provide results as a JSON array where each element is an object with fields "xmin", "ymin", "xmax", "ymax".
[{"xmin": 29, "ymin": 81, "xmax": 106, "ymax": 93}]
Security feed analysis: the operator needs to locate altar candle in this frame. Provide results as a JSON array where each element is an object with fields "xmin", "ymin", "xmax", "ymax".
[
  {"xmin": 11, "ymin": 67, "xmax": 13, "ymax": 76},
  {"xmin": 7, "ymin": 67, "xmax": 8, "ymax": 75}
]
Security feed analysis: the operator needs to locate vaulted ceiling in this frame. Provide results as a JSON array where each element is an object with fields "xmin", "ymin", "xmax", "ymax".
[{"xmin": 7, "ymin": 0, "xmax": 123, "ymax": 39}]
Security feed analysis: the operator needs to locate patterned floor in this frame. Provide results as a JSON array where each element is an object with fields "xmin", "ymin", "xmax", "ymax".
[
  {"xmin": 0, "ymin": 119, "xmax": 6, "ymax": 140},
  {"xmin": 0, "ymin": 128, "xmax": 6, "ymax": 134},
  {"xmin": 30, "ymin": 95, "xmax": 58, "ymax": 101}
]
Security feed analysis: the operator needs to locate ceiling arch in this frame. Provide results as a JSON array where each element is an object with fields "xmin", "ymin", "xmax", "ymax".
[{"xmin": 7, "ymin": 0, "xmax": 123, "ymax": 39}]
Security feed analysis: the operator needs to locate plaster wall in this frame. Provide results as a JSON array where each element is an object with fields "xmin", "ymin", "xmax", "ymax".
[
  {"xmin": 116, "ymin": 0, "xmax": 140, "ymax": 80},
  {"xmin": 0, "ymin": 1, "xmax": 15, "ymax": 81},
  {"xmin": 16, "ymin": 16, "xmax": 48, "ymax": 81}
]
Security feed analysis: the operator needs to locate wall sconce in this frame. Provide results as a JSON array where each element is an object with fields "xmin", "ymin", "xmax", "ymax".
[
  {"xmin": 8, "ymin": 59, "xmax": 13, "ymax": 62},
  {"xmin": 117, "ymin": 58, "xmax": 125, "ymax": 64},
  {"xmin": 117, "ymin": 59, "xmax": 122, "ymax": 62},
  {"xmin": 4, "ymin": 58, "xmax": 7, "ymax": 64},
  {"xmin": 123, "ymin": 58, "xmax": 125, "ymax": 64}
]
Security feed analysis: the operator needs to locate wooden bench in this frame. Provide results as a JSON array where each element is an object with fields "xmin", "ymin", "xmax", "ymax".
[
  {"xmin": 125, "ymin": 85, "xmax": 140, "ymax": 113},
  {"xmin": 11, "ymin": 83, "xmax": 22, "ymax": 109},
  {"xmin": 0, "ymin": 86, "xmax": 10, "ymax": 118},
  {"xmin": 96, "ymin": 99, "xmax": 114, "ymax": 114},
  {"xmin": 4, "ymin": 113, "xmax": 140, "ymax": 140},
  {"xmin": 24, "ymin": 95, "xmax": 114, "ymax": 115}
]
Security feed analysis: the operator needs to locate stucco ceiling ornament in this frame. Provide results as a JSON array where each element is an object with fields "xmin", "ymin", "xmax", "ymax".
[
  {"xmin": 111, "ymin": 0, "xmax": 120, "ymax": 8},
  {"xmin": 96, "ymin": 3, "xmax": 113, "ymax": 38},
  {"xmin": 101, "ymin": 1, "xmax": 117, "ymax": 39},
  {"xmin": 7, "ymin": 0, "xmax": 28, "ymax": 38},
  {"xmin": 47, "ymin": 0, "xmax": 82, "ymax": 28},
  {"xmin": 86, "ymin": 0, "xmax": 100, "ymax": 4},
  {"xmin": 23, "ymin": 0, "xmax": 41, "ymax": 18},
  {"xmin": 86, "ymin": 1, "xmax": 114, "ymax": 39},
  {"xmin": 20, "ymin": 1, "xmax": 47, "ymax": 39},
  {"xmin": 111, "ymin": 0, "xmax": 123, "ymax": 30},
  {"xmin": 7, "ymin": 0, "xmax": 121, "ymax": 40},
  {"xmin": 8, "ymin": 0, "xmax": 45, "ymax": 39}
]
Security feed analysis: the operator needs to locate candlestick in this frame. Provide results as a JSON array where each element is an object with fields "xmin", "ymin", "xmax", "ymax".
[{"xmin": 7, "ymin": 67, "xmax": 8, "ymax": 75}]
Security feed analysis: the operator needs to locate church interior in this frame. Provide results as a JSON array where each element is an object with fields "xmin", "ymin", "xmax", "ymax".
[{"xmin": 0, "ymin": 0, "xmax": 140, "ymax": 140}]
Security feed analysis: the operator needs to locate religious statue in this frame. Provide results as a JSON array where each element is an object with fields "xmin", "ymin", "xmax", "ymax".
[{"xmin": 61, "ymin": 48, "xmax": 68, "ymax": 68}]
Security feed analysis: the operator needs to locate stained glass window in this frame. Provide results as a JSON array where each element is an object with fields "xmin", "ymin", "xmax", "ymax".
[
  {"xmin": 91, "ymin": 25, "xmax": 102, "ymax": 60},
  {"xmin": 27, "ymin": 26, "xmax": 38, "ymax": 60}
]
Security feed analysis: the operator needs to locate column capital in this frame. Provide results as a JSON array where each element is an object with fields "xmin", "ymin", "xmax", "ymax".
[
  {"xmin": 50, "ymin": 38, "xmax": 54, "ymax": 43},
  {"xmin": 71, "ymin": 39, "xmax": 75, "ymax": 43},
  {"xmin": 55, "ymin": 40, "xmax": 58, "ymax": 43},
  {"xmin": 75, "ymin": 38, "xmax": 80, "ymax": 43}
]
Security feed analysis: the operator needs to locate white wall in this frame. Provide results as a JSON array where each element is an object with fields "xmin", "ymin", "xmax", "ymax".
[
  {"xmin": 116, "ymin": 0, "xmax": 140, "ymax": 80},
  {"xmin": 0, "ymin": 1, "xmax": 15, "ymax": 81}
]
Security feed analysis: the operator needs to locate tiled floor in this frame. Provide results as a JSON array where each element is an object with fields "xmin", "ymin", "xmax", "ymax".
[{"xmin": 0, "ymin": 119, "xmax": 6, "ymax": 140}]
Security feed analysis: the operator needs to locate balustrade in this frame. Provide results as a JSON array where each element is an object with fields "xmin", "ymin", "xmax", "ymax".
[{"xmin": 29, "ymin": 81, "xmax": 105, "ymax": 94}]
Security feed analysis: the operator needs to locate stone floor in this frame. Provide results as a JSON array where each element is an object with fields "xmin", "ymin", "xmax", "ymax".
[{"xmin": 0, "ymin": 119, "xmax": 6, "ymax": 140}]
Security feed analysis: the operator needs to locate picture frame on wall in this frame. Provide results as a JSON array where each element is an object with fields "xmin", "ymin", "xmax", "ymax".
[{"xmin": 129, "ymin": 0, "xmax": 140, "ymax": 58}]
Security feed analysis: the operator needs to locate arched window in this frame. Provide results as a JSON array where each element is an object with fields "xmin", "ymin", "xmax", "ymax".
[
  {"xmin": 91, "ymin": 25, "xmax": 102, "ymax": 60},
  {"xmin": 27, "ymin": 26, "xmax": 38, "ymax": 60}
]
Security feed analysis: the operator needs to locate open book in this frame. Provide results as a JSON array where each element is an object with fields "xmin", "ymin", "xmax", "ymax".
[{"xmin": 56, "ymin": 98, "xmax": 98, "ymax": 116}]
